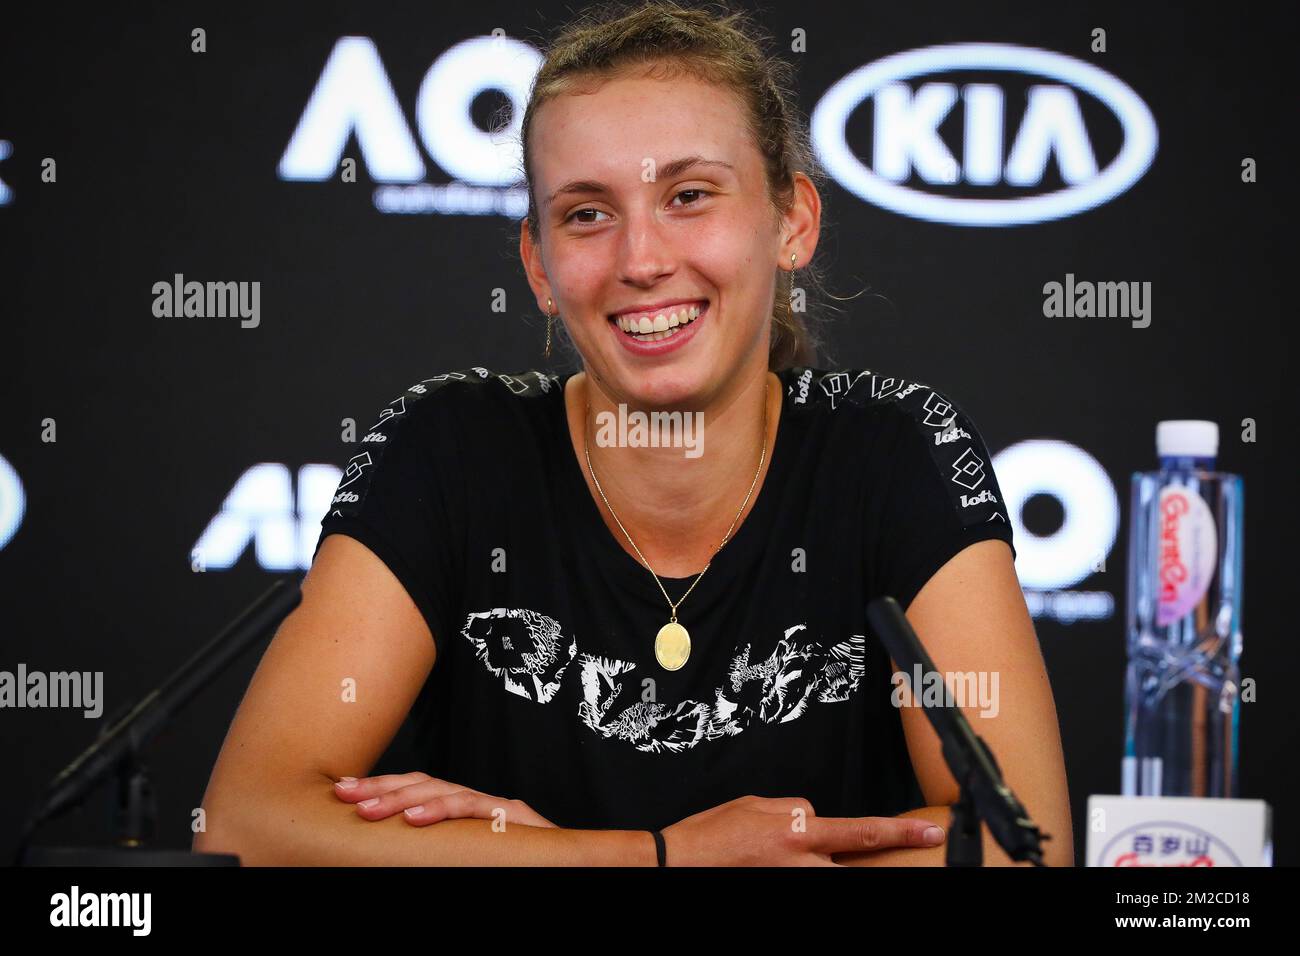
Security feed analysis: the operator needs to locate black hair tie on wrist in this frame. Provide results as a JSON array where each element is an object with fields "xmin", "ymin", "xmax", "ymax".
[{"xmin": 650, "ymin": 829, "xmax": 667, "ymax": 867}]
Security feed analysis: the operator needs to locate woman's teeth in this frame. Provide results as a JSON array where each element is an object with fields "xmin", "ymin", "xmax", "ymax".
[{"xmin": 614, "ymin": 304, "xmax": 703, "ymax": 342}]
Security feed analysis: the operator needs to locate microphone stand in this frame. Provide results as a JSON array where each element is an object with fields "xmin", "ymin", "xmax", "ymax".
[
  {"xmin": 16, "ymin": 577, "xmax": 303, "ymax": 866},
  {"xmin": 866, "ymin": 596, "xmax": 1050, "ymax": 866}
]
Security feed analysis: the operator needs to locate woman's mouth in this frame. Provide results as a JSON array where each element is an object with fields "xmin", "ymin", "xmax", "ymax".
[
  {"xmin": 613, "ymin": 302, "xmax": 703, "ymax": 342},
  {"xmin": 608, "ymin": 301, "xmax": 708, "ymax": 347}
]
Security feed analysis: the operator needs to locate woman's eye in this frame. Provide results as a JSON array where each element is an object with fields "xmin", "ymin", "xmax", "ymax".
[
  {"xmin": 566, "ymin": 208, "xmax": 610, "ymax": 225},
  {"xmin": 672, "ymin": 189, "xmax": 710, "ymax": 207}
]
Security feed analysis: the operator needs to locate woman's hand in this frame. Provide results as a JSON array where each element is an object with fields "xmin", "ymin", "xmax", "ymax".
[
  {"xmin": 661, "ymin": 794, "xmax": 946, "ymax": 866},
  {"xmin": 333, "ymin": 772, "xmax": 557, "ymax": 828}
]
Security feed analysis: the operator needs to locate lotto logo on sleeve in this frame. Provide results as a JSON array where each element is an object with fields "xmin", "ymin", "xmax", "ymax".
[
  {"xmin": 921, "ymin": 390, "xmax": 956, "ymax": 428},
  {"xmin": 949, "ymin": 447, "xmax": 987, "ymax": 490},
  {"xmin": 819, "ymin": 370, "xmax": 868, "ymax": 409},
  {"xmin": 370, "ymin": 396, "xmax": 407, "ymax": 429},
  {"xmin": 870, "ymin": 376, "xmax": 909, "ymax": 401},
  {"xmin": 338, "ymin": 452, "xmax": 374, "ymax": 489}
]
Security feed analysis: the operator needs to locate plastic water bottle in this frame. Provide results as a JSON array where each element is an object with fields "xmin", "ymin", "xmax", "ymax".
[{"xmin": 1123, "ymin": 420, "xmax": 1244, "ymax": 797}]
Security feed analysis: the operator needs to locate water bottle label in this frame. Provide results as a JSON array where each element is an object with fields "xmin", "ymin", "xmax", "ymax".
[{"xmin": 1156, "ymin": 486, "xmax": 1218, "ymax": 625}]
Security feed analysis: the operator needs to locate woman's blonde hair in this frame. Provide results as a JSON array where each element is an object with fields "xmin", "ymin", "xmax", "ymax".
[{"xmin": 512, "ymin": 0, "xmax": 835, "ymax": 371}]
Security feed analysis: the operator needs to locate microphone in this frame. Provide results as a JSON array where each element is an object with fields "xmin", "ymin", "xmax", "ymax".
[
  {"xmin": 866, "ymin": 595, "xmax": 1050, "ymax": 865},
  {"xmin": 19, "ymin": 578, "xmax": 303, "ymax": 858}
]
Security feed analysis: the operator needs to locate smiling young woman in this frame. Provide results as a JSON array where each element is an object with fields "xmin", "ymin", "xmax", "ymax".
[{"xmin": 193, "ymin": 0, "xmax": 1073, "ymax": 867}]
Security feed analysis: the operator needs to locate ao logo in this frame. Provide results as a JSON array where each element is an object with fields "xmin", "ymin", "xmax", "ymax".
[
  {"xmin": 0, "ymin": 453, "xmax": 24, "ymax": 549},
  {"xmin": 993, "ymin": 439, "xmax": 1120, "ymax": 589},
  {"xmin": 192, "ymin": 463, "xmax": 342, "ymax": 571},
  {"xmin": 278, "ymin": 35, "xmax": 542, "ymax": 185},
  {"xmin": 811, "ymin": 43, "xmax": 1158, "ymax": 226}
]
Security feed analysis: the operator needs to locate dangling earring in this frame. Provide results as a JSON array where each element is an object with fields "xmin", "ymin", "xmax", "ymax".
[{"xmin": 544, "ymin": 297, "xmax": 555, "ymax": 360}]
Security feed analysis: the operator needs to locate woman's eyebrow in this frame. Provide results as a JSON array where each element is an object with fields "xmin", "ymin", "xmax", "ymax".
[{"xmin": 545, "ymin": 156, "xmax": 736, "ymax": 207}]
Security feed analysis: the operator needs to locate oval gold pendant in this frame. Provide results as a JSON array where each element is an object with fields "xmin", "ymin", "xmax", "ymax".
[{"xmin": 654, "ymin": 622, "xmax": 691, "ymax": 671}]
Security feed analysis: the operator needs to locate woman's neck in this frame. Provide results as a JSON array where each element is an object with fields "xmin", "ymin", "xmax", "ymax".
[{"xmin": 564, "ymin": 366, "xmax": 781, "ymax": 578}]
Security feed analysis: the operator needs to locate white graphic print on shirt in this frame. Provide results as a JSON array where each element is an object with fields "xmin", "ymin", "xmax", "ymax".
[
  {"xmin": 461, "ymin": 608, "xmax": 577, "ymax": 704},
  {"xmin": 460, "ymin": 609, "xmax": 866, "ymax": 754}
]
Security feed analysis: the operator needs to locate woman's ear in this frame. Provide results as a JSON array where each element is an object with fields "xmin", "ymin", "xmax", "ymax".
[
  {"xmin": 778, "ymin": 172, "xmax": 822, "ymax": 268},
  {"xmin": 518, "ymin": 217, "xmax": 552, "ymax": 310}
]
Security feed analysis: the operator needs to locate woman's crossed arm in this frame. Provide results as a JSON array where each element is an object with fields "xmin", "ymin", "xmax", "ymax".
[
  {"xmin": 192, "ymin": 534, "xmax": 655, "ymax": 865},
  {"xmin": 838, "ymin": 539, "xmax": 1075, "ymax": 867}
]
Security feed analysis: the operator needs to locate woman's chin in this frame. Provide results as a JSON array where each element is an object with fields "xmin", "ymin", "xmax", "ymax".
[{"xmin": 611, "ymin": 368, "xmax": 713, "ymax": 410}]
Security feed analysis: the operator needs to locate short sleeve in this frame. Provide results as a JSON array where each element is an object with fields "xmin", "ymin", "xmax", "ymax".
[
  {"xmin": 870, "ymin": 386, "xmax": 1016, "ymax": 612},
  {"xmin": 313, "ymin": 378, "xmax": 468, "ymax": 657}
]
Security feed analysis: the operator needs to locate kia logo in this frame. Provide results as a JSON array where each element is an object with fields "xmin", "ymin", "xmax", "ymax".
[{"xmin": 811, "ymin": 43, "xmax": 1158, "ymax": 226}]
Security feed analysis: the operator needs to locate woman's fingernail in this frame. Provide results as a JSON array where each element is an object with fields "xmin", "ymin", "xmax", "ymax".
[
  {"xmin": 335, "ymin": 778, "xmax": 358, "ymax": 790},
  {"xmin": 922, "ymin": 826, "xmax": 945, "ymax": 845},
  {"xmin": 358, "ymin": 797, "xmax": 380, "ymax": 809},
  {"xmin": 403, "ymin": 805, "xmax": 425, "ymax": 817}
]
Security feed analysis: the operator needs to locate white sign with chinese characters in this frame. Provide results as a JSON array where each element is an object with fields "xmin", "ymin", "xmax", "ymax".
[{"xmin": 1086, "ymin": 796, "xmax": 1272, "ymax": 867}]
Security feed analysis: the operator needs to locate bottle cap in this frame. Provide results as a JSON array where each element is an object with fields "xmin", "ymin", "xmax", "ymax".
[{"xmin": 1156, "ymin": 420, "xmax": 1218, "ymax": 458}]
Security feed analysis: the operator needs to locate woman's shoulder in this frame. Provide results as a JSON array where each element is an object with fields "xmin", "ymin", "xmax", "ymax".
[
  {"xmin": 788, "ymin": 365, "xmax": 1014, "ymax": 550},
  {"xmin": 391, "ymin": 367, "xmax": 561, "ymax": 406},
  {"xmin": 333, "ymin": 369, "xmax": 562, "ymax": 486},
  {"xmin": 359, "ymin": 367, "xmax": 562, "ymax": 430},
  {"xmin": 788, "ymin": 364, "xmax": 1009, "ymax": 516},
  {"xmin": 782, "ymin": 365, "xmax": 978, "ymax": 431},
  {"xmin": 784, "ymin": 364, "xmax": 1004, "ymax": 472}
]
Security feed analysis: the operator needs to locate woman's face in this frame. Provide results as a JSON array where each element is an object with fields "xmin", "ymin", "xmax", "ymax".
[{"xmin": 523, "ymin": 70, "xmax": 815, "ymax": 409}]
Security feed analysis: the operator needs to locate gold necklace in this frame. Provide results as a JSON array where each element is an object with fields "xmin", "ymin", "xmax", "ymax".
[{"xmin": 582, "ymin": 379, "xmax": 770, "ymax": 671}]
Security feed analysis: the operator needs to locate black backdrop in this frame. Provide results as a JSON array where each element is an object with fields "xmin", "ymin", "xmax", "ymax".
[{"xmin": 3, "ymin": 1, "xmax": 1294, "ymax": 865}]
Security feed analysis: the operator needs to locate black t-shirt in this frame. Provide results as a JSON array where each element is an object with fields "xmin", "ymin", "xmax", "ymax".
[{"xmin": 315, "ymin": 366, "xmax": 1016, "ymax": 831}]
